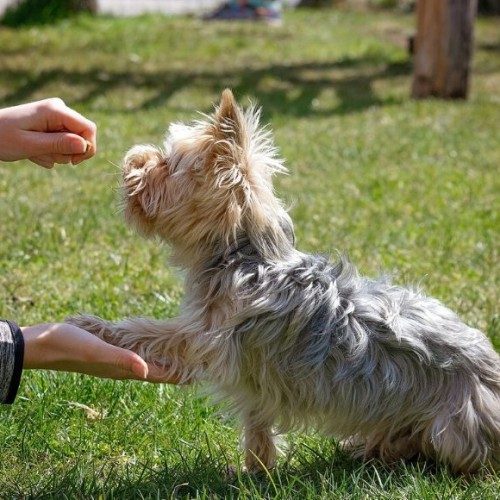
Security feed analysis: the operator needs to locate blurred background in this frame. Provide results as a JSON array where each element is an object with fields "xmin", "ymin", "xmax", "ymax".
[
  {"xmin": 0, "ymin": 1, "xmax": 300, "ymax": 17},
  {"xmin": 0, "ymin": 0, "xmax": 498, "ymax": 497},
  {"xmin": 0, "ymin": 1, "xmax": 499, "ymax": 21}
]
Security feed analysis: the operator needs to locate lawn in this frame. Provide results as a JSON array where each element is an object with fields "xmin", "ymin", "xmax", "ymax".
[{"xmin": 0, "ymin": 7, "xmax": 499, "ymax": 498}]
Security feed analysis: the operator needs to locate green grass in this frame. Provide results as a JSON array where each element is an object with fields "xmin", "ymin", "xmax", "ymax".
[{"xmin": 0, "ymin": 8, "xmax": 499, "ymax": 498}]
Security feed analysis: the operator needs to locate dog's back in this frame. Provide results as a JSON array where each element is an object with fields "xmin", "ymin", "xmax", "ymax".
[{"xmin": 213, "ymin": 250, "xmax": 500, "ymax": 472}]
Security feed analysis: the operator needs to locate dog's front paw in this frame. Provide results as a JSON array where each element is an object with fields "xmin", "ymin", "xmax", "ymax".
[
  {"xmin": 66, "ymin": 314, "xmax": 114, "ymax": 343},
  {"xmin": 244, "ymin": 433, "xmax": 277, "ymax": 473}
]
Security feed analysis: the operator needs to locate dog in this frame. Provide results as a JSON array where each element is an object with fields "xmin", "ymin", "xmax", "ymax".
[{"xmin": 69, "ymin": 89, "xmax": 500, "ymax": 474}]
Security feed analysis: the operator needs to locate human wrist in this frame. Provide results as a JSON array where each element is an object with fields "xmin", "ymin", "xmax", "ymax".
[
  {"xmin": 21, "ymin": 323, "xmax": 70, "ymax": 370},
  {"xmin": 0, "ymin": 109, "xmax": 16, "ymax": 162},
  {"xmin": 22, "ymin": 324, "xmax": 48, "ymax": 369}
]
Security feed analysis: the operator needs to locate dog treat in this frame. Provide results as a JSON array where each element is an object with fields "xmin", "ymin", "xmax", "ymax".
[{"xmin": 68, "ymin": 89, "xmax": 500, "ymax": 474}]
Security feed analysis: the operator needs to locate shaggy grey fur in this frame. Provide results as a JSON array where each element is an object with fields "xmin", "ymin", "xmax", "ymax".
[
  {"xmin": 69, "ymin": 90, "xmax": 500, "ymax": 474},
  {"xmin": 196, "ymin": 230, "xmax": 500, "ymax": 472}
]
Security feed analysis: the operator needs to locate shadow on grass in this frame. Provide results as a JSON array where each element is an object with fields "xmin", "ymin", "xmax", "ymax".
[
  {"xmin": 478, "ymin": 41, "xmax": 500, "ymax": 52},
  {"xmin": 0, "ymin": 55, "xmax": 411, "ymax": 118},
  {"xmin": 19, "ymin": 442, "xmax": 472, "ymax": 498}
]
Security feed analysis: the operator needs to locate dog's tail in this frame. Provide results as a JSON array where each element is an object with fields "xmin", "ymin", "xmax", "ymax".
[
  {"xmin": 423, "ymin": 370, "xmax": 500, "ymax": 473},
  {"xmin": 389, "ymin": 291, "xmax": 500, "ymax": 473}
]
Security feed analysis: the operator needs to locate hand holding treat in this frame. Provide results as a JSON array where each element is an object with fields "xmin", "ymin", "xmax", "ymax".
[{"xmin": 0, "ymin": 98, "xmax": 97, "ymax": 168}]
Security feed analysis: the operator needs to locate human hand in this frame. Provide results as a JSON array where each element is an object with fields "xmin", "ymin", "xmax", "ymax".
[
  {"xmin": 22, "ymin": 323, "xmax": 179, "ymax": 383},
  {"xmin": 0, "ymin": 98, "xmax": 97, "ymax": 168}
]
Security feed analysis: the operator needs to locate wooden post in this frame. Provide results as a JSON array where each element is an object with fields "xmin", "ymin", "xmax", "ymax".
[
  {"xmin": 74, "ymin": 1, "xmax": 98, "ymax": 13},
  {"xmin": 412, "ymin": 0, "xmax": 478, "ymax": 99}
]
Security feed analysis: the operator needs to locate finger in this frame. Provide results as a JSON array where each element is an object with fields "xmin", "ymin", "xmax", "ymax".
[
  {"xmin": 112, "ymin": 348, "xmax": 182, "ymax": 384},
  {"xmin": 22, "ymin": 130, "xmax": 87, "ymax": 157},
  {"xmin": 112, "ymin": 349, "xmax": 148, "ymax": 380},
  {"xmin": 130, "ymin": 356, "xmax": 149, "ymax": 380},
  {"xmin": 39, "ymin": 98, "xmax": 97, "ymax": 145},
  {"xmin": 58, "ymin": 106, "xmax": 97, "ymax": 142},
  {"xmin": 54, "ymin": 106, "xmax": 97, "ymax": 160},
  {"xmin": 29, "ymin": 156, "xmax": 54, "ymax": 169},
  {"xmin": 31, "ymin": 153, "xmax": 74, "ymax": 165},
  {"xmin": 72, "ymin": 139, "xmax": 96, "ymax": 165}
]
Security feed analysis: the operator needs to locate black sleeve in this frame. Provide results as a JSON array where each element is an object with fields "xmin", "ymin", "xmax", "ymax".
[{"xmin": 0, "ymin": 320, "xmax": 24, "ymax": 404}]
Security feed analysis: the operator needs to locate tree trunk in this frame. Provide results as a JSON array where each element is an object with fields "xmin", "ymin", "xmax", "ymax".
[
  {"xmin": 411, "ymin": 0, "xmax": 478, "ymax": 99},
  {"xmin": 74, "ymin": 0, "xmax": 98, "ymax": 13}
]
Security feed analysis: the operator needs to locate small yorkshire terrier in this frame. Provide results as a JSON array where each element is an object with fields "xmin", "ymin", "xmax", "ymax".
[{"xmin": 70, "ymin": 90, "xmax": 499, "ymax": 474}]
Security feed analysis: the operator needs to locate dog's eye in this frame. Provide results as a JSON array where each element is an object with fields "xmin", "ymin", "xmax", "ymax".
[{"xmin": 192, "ymin": 157, "xmax": 204, "ymax": 172}]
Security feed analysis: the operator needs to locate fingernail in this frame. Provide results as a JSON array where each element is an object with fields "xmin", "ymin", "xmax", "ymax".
[{"xmin": 131, "ymin": 360, "xmax": 148, "ymax": 379}]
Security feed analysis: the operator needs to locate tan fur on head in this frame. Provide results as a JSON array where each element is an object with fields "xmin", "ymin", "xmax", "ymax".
[{"xmin": 121, "ymin": 89, "xmax": 291, "ymax": 266}]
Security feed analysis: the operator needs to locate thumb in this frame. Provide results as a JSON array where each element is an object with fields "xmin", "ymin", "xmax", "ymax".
[{"xmin": 24, "ymin": 131, "xmax": 87, "ymax": 156}]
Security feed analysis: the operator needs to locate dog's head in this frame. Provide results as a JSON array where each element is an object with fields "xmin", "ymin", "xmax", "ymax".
[{"xmin": 122, "ymin": 89, "xmax": 294, "ymax": 266}]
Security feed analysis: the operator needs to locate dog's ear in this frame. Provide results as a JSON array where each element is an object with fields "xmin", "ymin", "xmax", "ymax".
[
  {"xmin": 212, "ymin": 89, "xmax": 247, "ymax": 149},
  {"xmin": 218, "ymin": 88, "xmax": 238, "ymax": 122}
]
